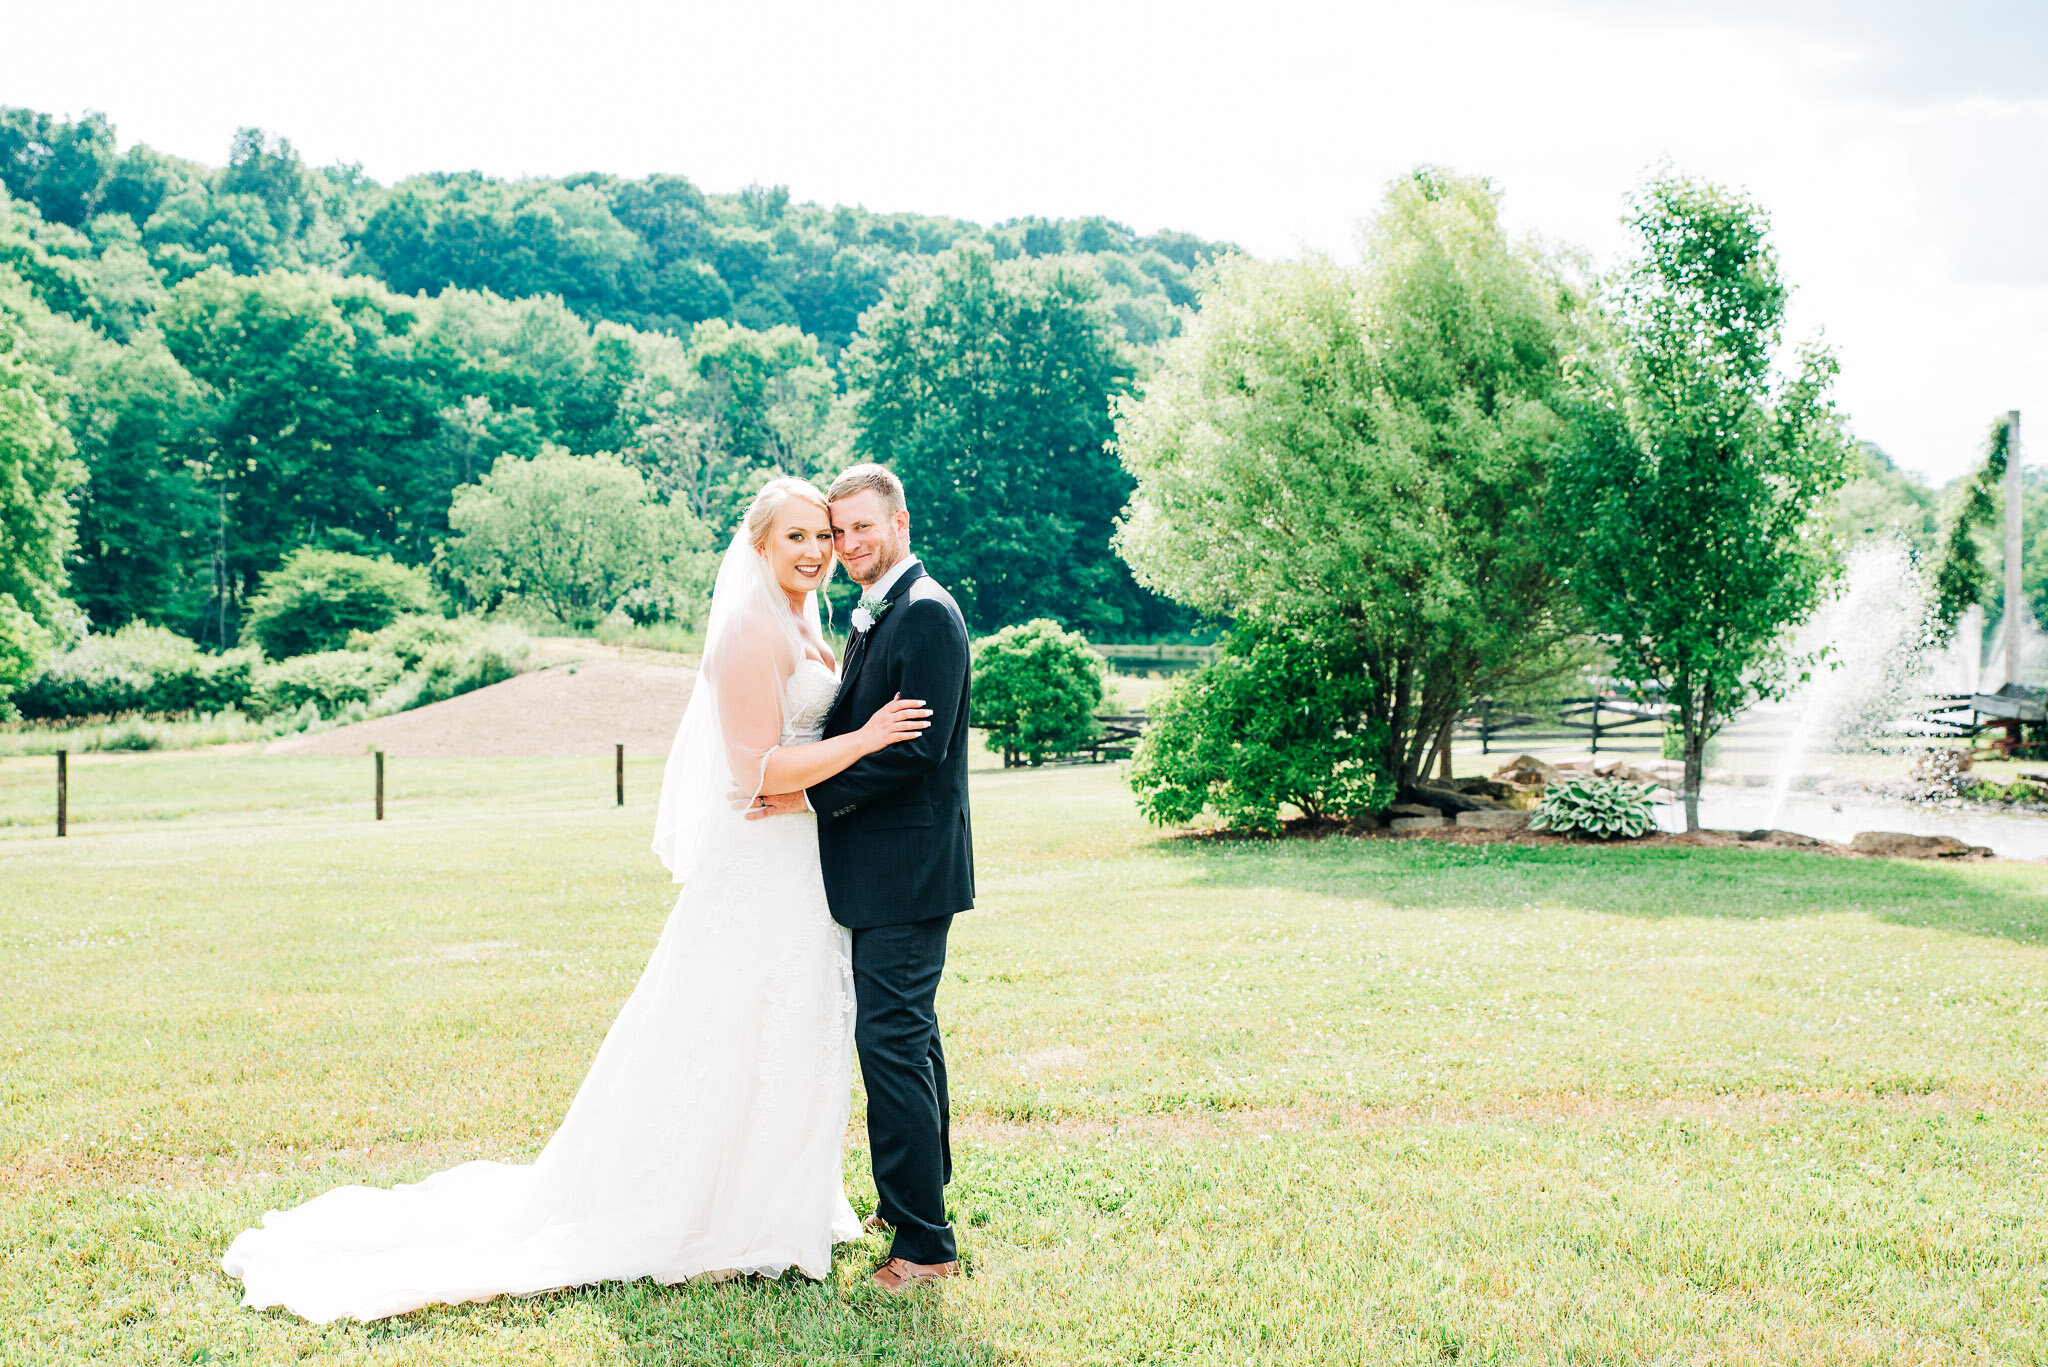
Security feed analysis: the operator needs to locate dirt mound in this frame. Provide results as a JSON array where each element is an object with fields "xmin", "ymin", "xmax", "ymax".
[{"xmin": 267, "ymin": 657, "xmax": 696, "ymax": 759}]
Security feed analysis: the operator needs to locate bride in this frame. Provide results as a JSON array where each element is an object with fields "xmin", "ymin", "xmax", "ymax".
[{"xmin": 222, "ymin": 478, "xmax": 931, "ymax": 1324}]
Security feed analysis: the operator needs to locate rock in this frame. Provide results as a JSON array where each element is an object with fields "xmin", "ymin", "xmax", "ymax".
[
  {"xmin": 1491, "ymin": 754, "xmax": 1561, "ymax": 787},
  {"xmin": 1390, "ymin": 814, "xmax": 1447, "ymax": 833},
  {"xmin": 1385, "ymin": 802, "xmax": 1442, "ymax": 820},
  {"xmin": 1849, "ymin": 831, "xmax": 1993, "ymax": 860},
  {"xmin": 1590, "ymin": 759, "xmax": 1662, "ymax": 785},
  {"xmin": 1736, "ymin": 828, "xmax": 1829, "ymax": 848},
  {"xmin": 1452, "ymin": 776, "xmax": 1519, "ymax": 800},
  {"xmin": 1405, "ymin": 781, "xmax": 1503, "ymax": 814},
  {"xmin": 1456, "ymin": 809, "xmax": 1531, "ymax": 831}
]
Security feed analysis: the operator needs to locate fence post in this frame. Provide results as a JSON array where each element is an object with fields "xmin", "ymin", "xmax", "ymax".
[
  {"xmin": 1479, "ymin": 701, "xmax": 1492, "ymax": 756},
  {"xmin": 56, "ymin": 749, "xmax": 67, "ymax": 837},
  {"xmin": 1589, "ymin": 700, "xmax": 1601, "ymax": 755},
  {"xmin": 616, "ymin": 743, "xmax": 625, "ymax": 807},
  {"xmin": 375, "ymin": 750, "xmax": 385, "ymax": 821}
]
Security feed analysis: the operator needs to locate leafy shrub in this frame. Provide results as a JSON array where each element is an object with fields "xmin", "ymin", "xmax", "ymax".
[
  {"xmin": 14, "ymin": 623, "xmax": 257, "ymax": 719},
  {"xmin": 1127, "ymin": 619, "xmax": 1395, "ymax": 833},
  {"xmin": 243, "ymin": 549, "xmax": 437, "ymax": 658},
  {"xmin": 347, "ymin": 613, "xmax": 478, "ymax": 669},
  {"xmin": 1528, "ymin": 776, "xmax": 1659, "ymax": 838},
  {"xmin": 971, "ymin": 619, "xmax": 1105, "ymax": 764},
  {"xmin": 370, "ymin": 627, "xmax": 531, "ymax": 713},
  {"xmin": 252, "ymin": 649, "xmax": 404, "ymax": 718}
]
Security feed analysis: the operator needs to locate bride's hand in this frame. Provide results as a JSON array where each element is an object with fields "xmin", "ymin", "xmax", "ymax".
[{"xmin": 858, "ymin": 694, "xmax": 932, "ymax": 754}]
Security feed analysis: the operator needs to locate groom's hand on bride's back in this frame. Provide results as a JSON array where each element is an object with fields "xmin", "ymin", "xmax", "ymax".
[{"xmin": 744, "ymin": 791, "xmax": 808, "ymax": 821}]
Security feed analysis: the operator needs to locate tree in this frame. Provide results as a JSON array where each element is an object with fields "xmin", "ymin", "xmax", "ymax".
[
  {"xmin": 440, "ymin": 447, "xmax": 712, "ymax": 627},
  {"xmin": 242, "ymin": 549, "xmax": 438, "ymax": 659},
  {"xmin": 848, "ymin": 243, "xmax": 1155, "ymax": 634},
  {"xmin": 969, "ymin": 618, "xmax": 1105, "ymax": 764},
  {"xmin": 0, "ymin": 108, "xmax": 118, "ymax": 227},
  {"xmin": 1555, "ymin": 172, "xmax": 1852, "ymax": 831},
  {"xmin": 1127, "ymin": 618, "xmax": 1395, "ymax": 833},
  {"xmin": 158, "ymin": 267, "xmax": 446, "ymax": 626},
  {"xmin": 0, "ymin": 317, "xmax": 82, "ymax": 705},
  {"xmin": 1926, "ymin": 417, "xmax": 2009, "ymax": 638},
  {"xmin": 1116, "ymin": 169, "xmax": 1585, "ymax": 790},
  {"xmin": 617, "ymin": 320, "xmax": 848, "ymax": 532}
]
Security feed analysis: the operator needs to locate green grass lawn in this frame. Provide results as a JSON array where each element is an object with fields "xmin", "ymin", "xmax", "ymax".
[{"xmin": 5, "ymin": 749, "xmax": 2048, "ymax": 1364}]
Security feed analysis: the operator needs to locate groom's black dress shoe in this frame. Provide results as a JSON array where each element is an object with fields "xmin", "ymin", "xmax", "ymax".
[{"xmin": 871, "ymin": 1257, "xmax": 960, "ymax": 1292}]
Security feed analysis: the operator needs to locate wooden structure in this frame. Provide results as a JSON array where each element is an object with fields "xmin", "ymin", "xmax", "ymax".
[
  {"xmin": 992, "ymin": 714, "xmax": 1148, "ymax": 769},
  {"xmin": 1456, "ymin": 695, "xmax": 1672, "ymax": 755},
  {"xmin": 1971, "ymin": 683, "xmax": 2046, "ymax": 759}
]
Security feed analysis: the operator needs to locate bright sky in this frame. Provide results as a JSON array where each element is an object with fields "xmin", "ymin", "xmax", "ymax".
[{"xmin": 4, "ymin": 0, "xmax": 2044, "ymax": 485}]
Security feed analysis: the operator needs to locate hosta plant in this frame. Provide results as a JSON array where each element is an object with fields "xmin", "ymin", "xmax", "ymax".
[{"xmin": 1529, "ymin": 776, "xmax": 1659, "ymax": 839}]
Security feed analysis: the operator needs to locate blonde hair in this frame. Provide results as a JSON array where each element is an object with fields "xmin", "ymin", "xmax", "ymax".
[
  {"xmin": 743, "ymin": 477, "xmax": 831, "ymax": 550},
  {"xmin": 825, "ymin": 463, "xmax": 905, "ymax": 520}
]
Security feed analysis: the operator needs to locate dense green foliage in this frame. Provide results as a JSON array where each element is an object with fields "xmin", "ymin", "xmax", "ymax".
[
  {"xmin": 0, "ymin": 315, "xmax": 80, "ymax": 705},
  {"xmin": 0, "ymin": 108, "xmax": 1222, "ymax": 354},
  {"xmin": 969, "ymin": 618, "xmax": 1105, "ymax": 763},
  {"xmin": 849, "ymin": 244, "xmax": 1165, "ymax": 635},
  {"xmin": 250, "ymin": 648, "xmax": 403, "ymax": 718},
  {"xmin": 441, "ymin": 447, "xmax": 711, "ymax": 628},
  {"xmin": 1117, "ymin": 170, "xmax": 1585, "ymax": 789},
  {"xmin": 1555, "ymin": 173, "xmax": 1852, "ymax": 831},
  {"xmin": 1927, "ymin": 416, "xmax": 2029, "ymax": 640},
  {"xmin": 12, "ymin": 622, "xmax": 254, "ymax": 720},
  {"xmin": 0, "ymin": 105, "xmax": 1226, "ymax": 657},
  {"xmin": 1128, "ymin": 619, "xmax": 1396, "ymax": 831},
  {"xmin": 241, "ymin": 548, "xmax": 437, "ymax": 659},
  {"xmin": 1528, "ymin": 776, "xmax": 1659, "ymax": 839},
  {"xmin": 1830, "ymin": 443, "xmax": 1939, "ymax": 555}
]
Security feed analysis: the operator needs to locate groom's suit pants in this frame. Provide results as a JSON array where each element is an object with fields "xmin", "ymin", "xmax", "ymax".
[{"xmin": 850, "ymin": 915, "xmax": 956, "ymax": 1266}]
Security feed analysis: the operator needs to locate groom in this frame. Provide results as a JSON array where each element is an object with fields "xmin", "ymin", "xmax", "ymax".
[{"xmin": 748, "ymin": 462, "xmax": 972, "ymax": 1292}]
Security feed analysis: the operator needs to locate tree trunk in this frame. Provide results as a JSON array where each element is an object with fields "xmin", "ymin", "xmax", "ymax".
[{"xmin": 1680, "ymin": 675, "xmax": 1714, "ymax": 833}]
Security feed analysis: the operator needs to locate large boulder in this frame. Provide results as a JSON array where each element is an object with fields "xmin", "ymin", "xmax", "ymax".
[
  {"xmin": 1736, "ymin": 829, "xmax": 1831, "ymax": 849},
  {"xmin": 1405, "ymin": 781, "xmax": 1505, "ymax": 814},
  {"xmin": 1589, "ymin": 759, "xmax": 1663, "ymax": 786},
  {"xmin": 1385, "ymin": 802, "xmax": 1443, "ymax": 820},
  {"xmin": 1456, "ymin": 809, "xmax": 1532, "ymax": 831},
  {"xmin": 1452, "ymin": 775, "xmax": 1519, "ymax": 800},
  {"xmin": 1390, "ymin": 814, "xmax": 1447, "ymax": 833},
  {"xmin": 1492, "ymin": 754, "xmax": 1561, "ymax": 788},
  {"xmin": 1849, "ymin": 831, "xmax": 1993, "ymax": 860}
]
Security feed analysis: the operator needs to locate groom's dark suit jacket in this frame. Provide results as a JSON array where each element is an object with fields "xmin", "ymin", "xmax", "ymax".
[{"xmin": 811, "ymin": 562, "xmax": 974, "ymax": 928}]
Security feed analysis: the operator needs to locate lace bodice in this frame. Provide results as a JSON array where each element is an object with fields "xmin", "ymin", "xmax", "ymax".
[{"xmin": 782, "ymin": 658, "xmax": 840, "ymax": 745}]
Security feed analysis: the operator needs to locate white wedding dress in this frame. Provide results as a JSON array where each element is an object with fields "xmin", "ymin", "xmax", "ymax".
[{"xmin": 223, "ymin": 658, "xmax": 861, "ymax": 1324}]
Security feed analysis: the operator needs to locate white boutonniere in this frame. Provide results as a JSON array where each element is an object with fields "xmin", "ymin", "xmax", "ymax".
[{"xmin": 851, "ymin": 595, "xmax": 892, "ymax": 633}]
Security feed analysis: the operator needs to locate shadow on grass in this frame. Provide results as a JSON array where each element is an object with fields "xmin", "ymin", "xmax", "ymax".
[
  {"xmin": 387, "ymin": 1254, "xmax": 1009, "ymax": 1366},
  {"xmin": 1152, "ymin": 836, "xmax": 2048, "ymax": 947}
]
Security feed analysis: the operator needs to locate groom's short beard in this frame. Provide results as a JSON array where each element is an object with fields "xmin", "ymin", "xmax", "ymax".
[{"xmin": 851, "ymin": 538, "xmax": 907, "ymax": 587}]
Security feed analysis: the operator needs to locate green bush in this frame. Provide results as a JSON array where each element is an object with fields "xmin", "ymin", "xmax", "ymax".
[
  {"xmin": 14, "ymin": 623, "xmax": 257, "ymax": 719},
  {"xmin": 1528, "ymin": 776, "xmax": 1659, "ymax": 839},
  {"xmin": 252, "ymin": 649, "xmax": 404, "ymax": 718},
  {"xmin": 971, "ymin": 619, "xmax": 1105, "ymax": 764},
  {"xmin": 1127, "ymin": 619, "xmax": 1395, "ymax": 833},
  {"xmin": 370, "ymin": 627, "xmax": 531, "ymax": 714},
  {"xmin": 243, "ymin": 549, "xmax": 437, "ymax": 659},
  {"xmin": 347, "ymin": 613, "xmax": 479, "ymax": 669}
]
